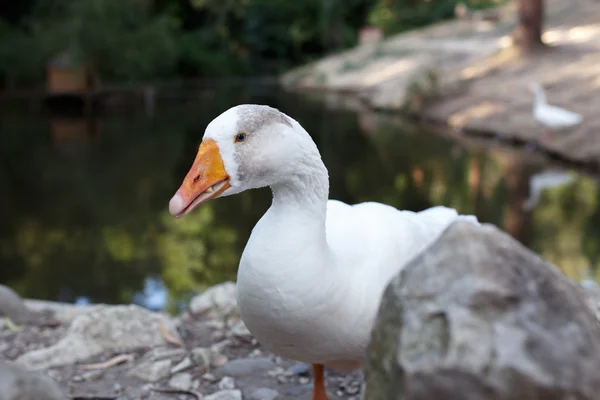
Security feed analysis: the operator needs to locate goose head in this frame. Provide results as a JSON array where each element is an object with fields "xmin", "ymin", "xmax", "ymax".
[{"xmin": 169, "ymin": 104, "xmax": 319, "ymax": 218}]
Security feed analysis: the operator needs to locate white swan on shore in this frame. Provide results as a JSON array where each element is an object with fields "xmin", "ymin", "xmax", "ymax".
[
  {"xmin": 530, "ymin": 82, "xmax": 582, "ymax": 138},
  {"xmin": 168, "ymin": 104, "xmax": 478, "ymax": 399}
]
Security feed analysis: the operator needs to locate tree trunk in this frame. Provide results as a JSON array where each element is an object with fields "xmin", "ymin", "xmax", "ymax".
[{"xmin": 512, "ymin": 0, "xmax": 545, "ymax": 52}]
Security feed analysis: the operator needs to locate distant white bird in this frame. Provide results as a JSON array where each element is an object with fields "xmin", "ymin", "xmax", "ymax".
[
  {"xmin": 530, "ymin": 82, "xmax": 582, "ymax": 140},
  {"xmin": 522, "ymin": 169, "xmax": 573, "ymax": 211}
]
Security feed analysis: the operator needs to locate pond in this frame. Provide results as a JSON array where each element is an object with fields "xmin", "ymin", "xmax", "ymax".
[{"xmin": 1, "ymin": 83, "xmax": 600, "ymax": 312}]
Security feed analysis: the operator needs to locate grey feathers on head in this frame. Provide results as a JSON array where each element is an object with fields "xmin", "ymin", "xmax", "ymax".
[{"xmin": 235, "ymin": 105, "xmax": 292, "ymax": 135}]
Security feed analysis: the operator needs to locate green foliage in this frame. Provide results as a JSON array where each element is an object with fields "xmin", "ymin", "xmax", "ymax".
[
  {"xmin": 187, "ymin": 0, "xmax": 376, "ymax": 74},
  {"xmin": 29, "ymin": 0, "xmax": 181, "ymax": 81},
  {"xmin": 0, "ymin": 0, "xmax": 507, "ymax": 85},
  {"xmin": 0, "ymin": 19, "xmax": 45, "ymax": 87},
  {"xmin": 368, "ymin": 0, "xmax": 505, "ymax": 35},
  {"xmin": 0, "ymin": 0, "xmax": 180, "ymax": 86}
]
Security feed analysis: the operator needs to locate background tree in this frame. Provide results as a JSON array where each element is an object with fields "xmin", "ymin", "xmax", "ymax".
[{"xmin": 512, "ymin": 0, "xmax": 545, "ymax": 52}]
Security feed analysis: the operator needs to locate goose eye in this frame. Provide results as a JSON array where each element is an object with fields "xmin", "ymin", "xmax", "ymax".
[{"xmin": 234, "ymin": 132, "xmax": 247, "ymax": 143}]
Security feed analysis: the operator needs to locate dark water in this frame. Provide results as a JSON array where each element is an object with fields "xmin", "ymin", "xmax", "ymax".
[{"xmin": 2, "ymin": 84, "xmax": 600, "ymax": 311}]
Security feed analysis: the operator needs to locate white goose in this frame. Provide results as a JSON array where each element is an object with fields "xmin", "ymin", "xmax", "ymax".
[
  {"xmin": 530, "ymin": 82, "xmax": 582, "ymax": 140},
  {"xmin": 169, "ymin": 105, "xmax": 478, "ymax": 399}
]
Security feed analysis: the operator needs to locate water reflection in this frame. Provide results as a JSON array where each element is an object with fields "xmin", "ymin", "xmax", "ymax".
[
  {"xmin": 132, "ymin": 276, "xmax": 168, "ymax": 312},
  {"xmin": 1, "ymin": 85, "xmax": 599, "ymax": 310}
]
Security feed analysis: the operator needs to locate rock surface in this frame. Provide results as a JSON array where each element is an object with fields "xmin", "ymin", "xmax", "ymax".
[
  {"xmin": 0, "ymin": 284, "xmax": 37, "ymax": 324},
  {"xmin": 365, "ymin": 221, "xmax": 600, "ymax": 400},
  {"xmin": 5, "ymin": 244, "xmax": 598, "ymax": 400},
  {"xmin": 1, "ymin": 285, "xmax": 362, "ymax": 399},
  {"xmin": 16, "ymin": 304, "xmax": 179, "ymax": 370},
  {"xmin": 190, "ymin": 281, "xmax": 239, "ymax": 320},
  {"xmin": 0, "ymin": 360, "xmax": 63, "ymax": 400},
  {"xmin": 205, "ymin": 389, "xmax": 243, "ymax": 400}
]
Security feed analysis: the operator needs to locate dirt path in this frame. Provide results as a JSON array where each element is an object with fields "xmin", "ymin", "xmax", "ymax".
[{"xmin": 281, "ymin": 0, "xmax": 600, "ymax": 168}]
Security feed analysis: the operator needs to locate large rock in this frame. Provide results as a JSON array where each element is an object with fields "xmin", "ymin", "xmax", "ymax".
[
  {"xmin": 365, "ymin": 221, "xmax": 600, "ymax": 400},
  {"xmin": 0, "ymin": 360, "xmax": 63, "ymax": 400},
  {"xmin": 189, "ymin": 281, "xmax": 239, "ymax": 320},
  {"xmin": 16, "ymin": 305, "xmax": 179, "ymax": 370},
  {"xmin": 24, "ymin": 298, "xmax": 94, "ymax": 324},
  {"xmin": 0, "ymin": 285, "xmax": 37, "ymax": 324}
]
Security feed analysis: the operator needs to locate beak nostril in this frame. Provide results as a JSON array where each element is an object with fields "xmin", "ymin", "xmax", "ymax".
[{"xmin": 193, "ymin": 175, "xmax": 200, "ymax": 184}]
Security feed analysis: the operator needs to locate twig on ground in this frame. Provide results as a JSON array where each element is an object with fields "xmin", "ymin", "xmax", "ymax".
[
  {"xmin": 79, "ymin": 353, "xmax": 135, "ymax": 370},
  {"xmin": 158, "ymin": 320, "xmax": 184, "ymax": 347},
  {"xmin": 151, "ymin": 386, "xmax": 203, "ymax": 399}
]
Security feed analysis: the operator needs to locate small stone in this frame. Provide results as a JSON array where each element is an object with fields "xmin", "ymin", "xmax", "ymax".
[
  {"xmin": 146, "ymin": 347, "xmax": 186, "ymax": 361},
  {"xmin": 217, "ymin": 376, "xmax": 235, "ymax": 390},
  {"xmin": 204, "ymin": 389, "xmax": 243, "ymax": 400},
  {"xmin": 248, "ymin": 349, "xmax": 262, "ymax": 358},
  {"xmin": 192, "ymin": 379, "xmax": 200, "ymax": 390},
  {"xmin": 205, "ymin": 320, "xmax": 226, "ymax": 330},
  {"xmin": 228, "ymin": 320, "xmax": 251, "ymax": 337},
  {"xmin": 169, "ymin": 372, "xmax": 193, "ymax": 391},
  {"xmin": 113, "ymin": 383, "xmax": 122, "ymax": 392},
  {"xmin": 250, "ymin": 387, "xmax": 279, "ymax": 400},
  {"xmin": 141, "ymin": 383, "xmax": 153, "ymax": 395},
  {"xmin": 336, "ymin": 390, "xmax": 344, "ymax": 396},
  {"xmin": 46, "ymin": 369, "xmax": 61, "ymax": 380},
  {"xmin": 211, "ymin": 339, "xmax": 232, "ymax": 353},
  {"xmin": 344, "ymin": 383, "xmax": 360, "ymax": 395},
  {"xmin": 72, "ymin": 375, "xmax": 83, "ymax": 382},
  {"xmin": 286, "ymin": 363, "xmax": 311, "ymax": 377},
  {"xmin": 202, "ymin": 373, "xmax": 217, "ymax": 382},
  {"xmin": 129, "ymin": 359, "xmax": 172, "ymax": 382},
  {"xmin": 267, "ymin": 367, "xmax": 284, "ymax": 377},
  {"xmin": 298, "ymin": 377, "xmax": 309, "ymax": 385},
  {"xmin": 191, "ymin": 347, "xmax": 212, "ymax": 366},
  {"xmin": 189, "ymin": 282, "xmax": 239, "ymax": 320},
  {"xmin": 276, "ymin": 375, "xmax": 287, "ymax": 384},
  {"xmin": 211, "ymin": 353, "xmax": 229, "ymax": 367},
  {"xmin": 215, "ymin": 358, "xmax": 275, "ymax": 378},
  {"xmin": 82, "ymin": 370, "xmax": 104, "ymax": 381},
  {"xmin": 171, "ymin": 356, "xmax": 193, "ymax": 374}
]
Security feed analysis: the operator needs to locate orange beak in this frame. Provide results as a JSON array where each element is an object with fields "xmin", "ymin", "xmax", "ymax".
[{"xmin": 169, "ymin": 139, "xmax": 231, "ymax": 218}]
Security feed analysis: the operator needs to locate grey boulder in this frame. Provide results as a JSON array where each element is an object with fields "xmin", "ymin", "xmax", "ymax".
[
  {"xmin": 0, "ymin": 360, "xmax": 63, "ymax": 400},
  {"xmin": 16, "ymin": 304, "xmax": 179, "ymax": 370},
  {"xmin": 365, "ymin": 221, "xmax": 600, "ymax": 400}
]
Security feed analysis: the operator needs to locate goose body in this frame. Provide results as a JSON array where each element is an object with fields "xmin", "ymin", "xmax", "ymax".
[
  {"xmin": 238, "ymin": 199, "xmax": 475, "ymax": 369},
  {"xmin": 169, "ymin": 105, "xmax": 478, "ymax": 398},
  {"xmin": 531, "ymin": 82, "xmax": 582, "ymax": 130}
]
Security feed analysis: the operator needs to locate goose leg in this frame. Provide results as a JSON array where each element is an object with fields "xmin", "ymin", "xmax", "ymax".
[{"xmin": 312, "ymin": 363, "xmax": 328, "ymax": 400}]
